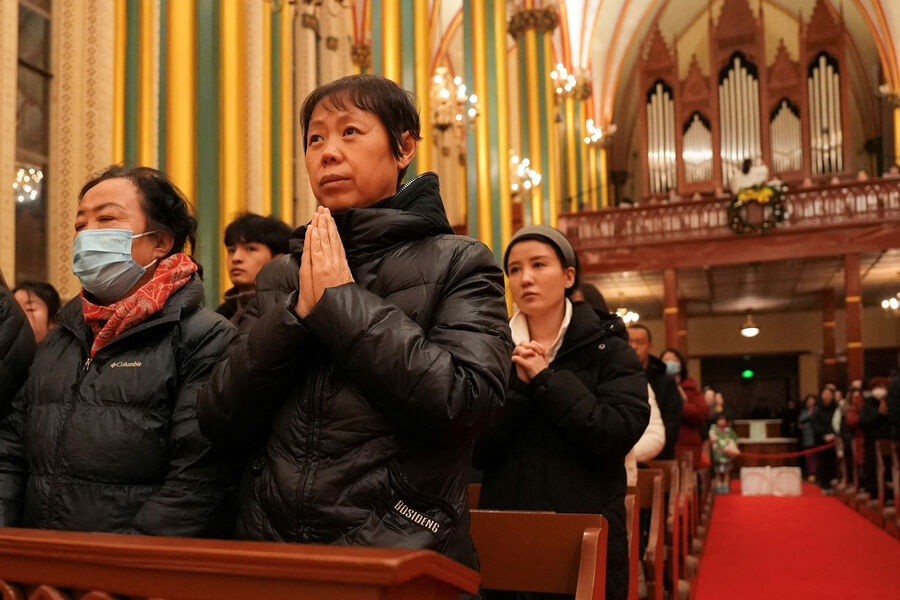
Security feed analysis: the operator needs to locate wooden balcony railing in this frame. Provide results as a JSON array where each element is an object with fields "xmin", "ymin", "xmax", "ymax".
[
  {"xmin": 0, "ymin": 527, "xmax": 480, "ymax": 600},
  {"xmin": 558, "ymin": 178, "xmax": 900, "ymax": 251}
]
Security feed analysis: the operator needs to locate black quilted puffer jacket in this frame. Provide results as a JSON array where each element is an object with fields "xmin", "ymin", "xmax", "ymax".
[
  {"xmin": 0, "ymin": 285, "xmax": 35, "ymax": 417},
  {"xmin": 0, "ymin": 276, "xmax": 237, "ymax": 536},
  {"xmin": 198, "ymin": 173, "xmax": 512, "ymax": 569}
]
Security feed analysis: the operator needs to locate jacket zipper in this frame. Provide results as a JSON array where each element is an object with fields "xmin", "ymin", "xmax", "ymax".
[
  {"xmin": 44, "ymin": 351, "xmax": 94, "ymax": 527},
  {"xmin": 295, "ymin": 368, "xmax": 323, "ymax": 541}
]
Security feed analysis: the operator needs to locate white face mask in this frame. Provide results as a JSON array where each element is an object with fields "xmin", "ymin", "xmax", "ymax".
[
  {"xmin": 871, "ymin": 388, "xmax": 888, "ymax": 400},
  {"xmin": 72, "ymin": 229, "xmax": 158, "ymax": 304}
]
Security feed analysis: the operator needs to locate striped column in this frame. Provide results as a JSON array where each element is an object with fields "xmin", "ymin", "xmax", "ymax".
[
  {"xmin": 563, "ymin": 95, "xmax": 577, "ymax": 212},
  {"xmin": 0, "ymin": 1, "xmax": 17, "ymax": 280},
  {"xmin": 844, "ymin": 254, "xmax": 863, "ymax": 383},
  {"xmin": 509, "ymin": 5, "xmax": 558, "ymax": 226}
]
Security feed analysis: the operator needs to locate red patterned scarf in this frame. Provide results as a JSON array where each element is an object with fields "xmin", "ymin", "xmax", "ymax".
[{"xmin": 81, "ymin": 253, "xmax": 198, "ymax": 357}]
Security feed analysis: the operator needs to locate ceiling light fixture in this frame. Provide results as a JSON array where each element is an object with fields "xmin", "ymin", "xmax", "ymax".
[{"xmin": 740, "ymin": 312, "xmax": 760, "ymax": 338}]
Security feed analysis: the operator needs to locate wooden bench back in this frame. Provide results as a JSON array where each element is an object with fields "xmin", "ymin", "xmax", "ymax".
[
  {"xmin": 626, "ymin": 487, "xmax": 639, "ymax": 600},
  {"xmin": 469, "ymin": 510, "xmax": 607, "ymax": 600},
  {"xmin": 638, "ymin": 469, "xmax": 665, "ymax": 600},
  {"xmin": 468, "ymin": 483, "xmax": 481, "ymax": 510}
]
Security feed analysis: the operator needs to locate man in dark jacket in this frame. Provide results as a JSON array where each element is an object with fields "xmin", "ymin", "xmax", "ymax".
[
  {"xmin": 0, "ymin": 273, "xmax": 35, "ymax": 418},
  {"xmin": 628, "ymin": 324, "xmax": 682, "ymax": 459},
  {"xmin": 198, "ymin": 75, "xmax": 512, "ymax": 570}
]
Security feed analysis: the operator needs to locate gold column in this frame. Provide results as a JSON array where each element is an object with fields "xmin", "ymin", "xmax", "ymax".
[
  {"xmin": 220, "ymin": 1, "xmax": 248, "ymax": 291},
  {"xmin": 524, "ymin": 29, "xmax": 542, "ymax": 224},
  {"xmin": 243, "ymin": 1, "xmax": 264, "ymax": 215},
  {"xmin": 261, "ymin": 3, "xmax": 272, "ymax": 216},
  {"xmin": 599, "ymin": 146, "xmax": 609, "ymax": 207},
  {"xmin": 166, "ymin": 0, "xmax": 195, "ymax": 206},
  {"xmin": 0, "ymin": 1, "xmax": 16, "ymax": 280},
  {"xmin": 472, "ymin": 0, "xmax": 492, "ymax": 248},
  {"xmin": 588, "ymin": 145, "xmax": 599, "ymax": 209},
  {"xmin": 137, "ymin": 0, "xmax": 159, "ymax": 167},
  {"xmin": 895, "ymin": 107, "xmax": 900, "ymax": 168},
  {"xmin": 494, "ymin": 0, "xmax": 512, "ymax": 250},
  {"xmin": 564, "ymin": 96, "xmax": 577, "ymax": 212},
  {"xmin": 414, "ymin": 0, "xmax": 431, "ymax": 174},
  {"xmin": 112, "ymin": 0, "xmax": 126, "ymax": 164},
  {"xmin": 579, "ymin": 100, "xmax": 589, "ymax": 212},
  {"xmin": 279, "ymin": 2, "xmax": 294, "ymax": 224},
  {"xmin": 382, "ymin": 0, "xmax": 401, "ymax": 83}
]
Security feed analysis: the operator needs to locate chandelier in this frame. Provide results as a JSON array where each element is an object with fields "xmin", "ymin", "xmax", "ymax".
[
  {"xmin": 551, "ymin": 63, "xmax": 576, "ymax": 97},
  {"xmin": 509, "ymin": 153, "xmax": 542, "ymax": 198},
  {"xmin": 615, "ymin": 306, "xmax": 639, "ymax": 324},
  {"xmin": 12, "ymin": 167, "xmax": 43, "ymax": 204},
  {"xmin": 881, "ymin": 292, "xmax": 900, "ymax": 312},
  {"xmin": 431, "ymin": 66, "xmax": 478, "ymax": 132},
  {"xmin": 583, "ymin": 119, "xmax": 617, "ymax": 147}
]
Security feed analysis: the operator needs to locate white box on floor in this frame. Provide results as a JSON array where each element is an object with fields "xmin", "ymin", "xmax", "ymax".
[
  {"xmin": 740, "ymin": 467, "xmax": 772, "ymax": 495},
  {"xmin": 740, "ymin": 466, "xmax": 802, "ymax": 496},
  {"xmin": 771, "ymin": 466, "xmax": 802, "ymax": 496}
]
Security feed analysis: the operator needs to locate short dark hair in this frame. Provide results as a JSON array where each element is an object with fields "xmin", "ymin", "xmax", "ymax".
[
  {"xmin": 224, "ymin": 213, "xmax": 292, "ymax": 255},
  {"xmin": 628, "ymin": 323, "xmax": 652, "ymax": 342},
  {"xmin": 661, "ymin": 347, "xmax": 687, "ymax": 379},
  {"xmin": 12, "ymin": 281, "xmax": 61, "ymax": 323},
  {"xmin": 300, "ymin": 74, "xmax": 423, "ymax": 188},
  {"xmin": 79, "ymin": 165, "xmax": 197, "ymax": 257}
]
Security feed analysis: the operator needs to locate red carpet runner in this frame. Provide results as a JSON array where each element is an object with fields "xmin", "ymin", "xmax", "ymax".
[{"xmin": 695, "ymin": 482, "xmax": 900, "ymax": 600}]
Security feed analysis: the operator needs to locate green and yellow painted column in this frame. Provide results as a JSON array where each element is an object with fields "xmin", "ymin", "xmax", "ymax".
[
  {"xmin": 371, "ymin": 0, "xmax": 432, "ymax": 176},
  {"xmin": 112, "ymin": 1, "xmax": 297, "ymax": 304},
  {"xmin": 460, "ymin": 0, "xmax": 513, "ymax": 259},
  {"xmin": 509, "ymin": 4, "xmax": 559, "ymax": 226}
]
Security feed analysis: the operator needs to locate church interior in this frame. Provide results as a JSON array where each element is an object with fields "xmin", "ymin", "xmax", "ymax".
[{"xmin": 1, "ymin": 0, "xmax": 900, "ymax": 598}]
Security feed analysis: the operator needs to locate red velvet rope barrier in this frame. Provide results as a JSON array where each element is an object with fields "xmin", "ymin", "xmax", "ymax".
[{"xmin": 737, "ymin": 441, "xmax": 836, "ymax": 459}]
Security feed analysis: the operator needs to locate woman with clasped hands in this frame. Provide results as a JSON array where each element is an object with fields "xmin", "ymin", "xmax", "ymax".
[
  {"xmin": 0, "ymin": 166, "xmax": 236, "ymax": 535},
  {"xmin": 198, "ymin": 75, "xmax": 512, "ymax": 570}
]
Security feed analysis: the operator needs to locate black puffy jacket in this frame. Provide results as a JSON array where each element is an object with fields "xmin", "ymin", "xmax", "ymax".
[
  {"xmin": 0, "ymin": 285, "xmax": 35, "ymax": 417},
  {"xmin": 474, "ymin": 302, "xmax": 650, "ymax": 600},
  {"xmin": 198, "ymin": 173, "xmax": 512, "ymax": 569},
  {"xmin": 0, "ymin": 276, "xmax": 237, "ymax": 535}
]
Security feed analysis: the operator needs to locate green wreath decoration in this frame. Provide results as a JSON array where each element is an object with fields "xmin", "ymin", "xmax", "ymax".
[{"xmin": 728, "ymin": 184, "xmax": 786, "ymax": 234}]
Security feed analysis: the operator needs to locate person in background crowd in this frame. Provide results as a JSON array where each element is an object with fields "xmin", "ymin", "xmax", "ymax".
[
  {"xmin": 780, "ymin": 397, "xmax": 800, "ymax": 438},
  {"xmin": 709, "ymin": 413, "xmax": 739, "ymax": 493},
  {"xmin": 12, "ymin": 281, "xmax": 60, "ymax": 344},
  {"xmin": 882, "ymin": 163, "xmax": 899, "ymax": 178},
  {"xmin": 661, "ymin": 347, "xmax": 708, "ymax": 466},
  {"xmin": 571, "ymin": 281, "xmax": 609, "ymax": 313},
  {"xmin": 798, "ymin": 393, "xmax": 819, "ymax": 480},
  {"xmin": 812, "ymin": 387, "xmax": 839, "ymax": 493},
  {"xmin": 0, "ymin": 165, "xmax": 236, "ymax": 536},
  {"xmin": 858, "ymin": 377, "xmax": 892, "ymax": 496},
  {"xmin": 628, "ymin": 324, "xmax": 682, "ymax": 459},
  {"xmin": 0, "ymin": 269, "xmax": 35, "ymax": 418},
  {"xmin": 842, "ymin": 387, "xmax": 865, "ymax": 488},
  {"xmin": 475, "ymin": 224, "xmax": 649, "ymax": 600},
  {"xmin": 198, "ymin": 75, "xmax": 512, "ymax": 570},
  {"xmin": 888, "ymin": 374, "xmax": 900, "ymax": 441},
  {"xmin": 217, "ymin": 213, "xmax": 292, "ymax": 327}
]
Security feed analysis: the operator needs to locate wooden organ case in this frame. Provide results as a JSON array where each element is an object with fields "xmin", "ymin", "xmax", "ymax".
[{"xmin": 639, "ymin": 0, "xmax": 851, "ymax": 198}]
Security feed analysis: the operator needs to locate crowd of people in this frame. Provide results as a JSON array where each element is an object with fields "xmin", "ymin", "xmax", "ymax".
[{"xmin": 1, "ymin": 74, "xmax": 899, "ymax": 600}]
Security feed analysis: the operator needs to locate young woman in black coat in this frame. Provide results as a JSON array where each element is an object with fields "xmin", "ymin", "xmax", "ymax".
[{"xmin": 474, "ymin": 225, "xmax": 650, "ymax": 600}]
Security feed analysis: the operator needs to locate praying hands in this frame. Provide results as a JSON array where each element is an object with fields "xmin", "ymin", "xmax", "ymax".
[{"xmin": 295, "ymin": 206, "xmax": 355, "ymax": 318}]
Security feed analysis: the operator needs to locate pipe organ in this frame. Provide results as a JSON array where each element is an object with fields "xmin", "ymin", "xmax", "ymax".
[
  {"xmin": 683, "ymin": 112, "xmax": 713, "ymax": 182},
  {"xmin": 808, "ymin": 53, "xmax": 843, "ymax": 175},
  {"xmin": 770, "ymin": 99, "xmax": 803, "ymax": 174},
  {"xmin": 637, "ymin": 0, "xmax": 850, "ymax": 198},
  {"xmin": 646, "ymin": 81, "xmax": 677, "ymax": 194},
  {"xmin": 718, "ymin": 53, "xmax": 761, "ymax": 187}
]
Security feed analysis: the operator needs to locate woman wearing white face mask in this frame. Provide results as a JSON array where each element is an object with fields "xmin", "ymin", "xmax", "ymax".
[{"xmin": 0, "ymin": 165, "xmax": 237, "ymax": 536}]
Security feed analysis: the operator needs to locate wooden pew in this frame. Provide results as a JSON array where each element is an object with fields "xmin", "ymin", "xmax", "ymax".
[
  {"xmin": 864, "ymin": 440, "xmax": 895, "ymax": 528},
  {"xmin": 887, "ymin": 442, "xmax": 900, "ymax": 539},
  {"xmin": 626, "ymin": 486, "xmax": 639, "ymax": 600},
  {"xmin": 470, "ymin": 510, "xmax": 607, "ymax": 600},
  {"xmin": 468, "ymin": 482, "xmax": 481, "ymax": 510},
  {"xmin": 638, "ymin": 469, "xmax": 665, "ymax": 600},
  {"xmin": 0, "ymin": 527, "xmax": 479, "ymax": 600},
  {"xmin": 648, "ymin": 460, "xmax": 690, "ymax": 600}
]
